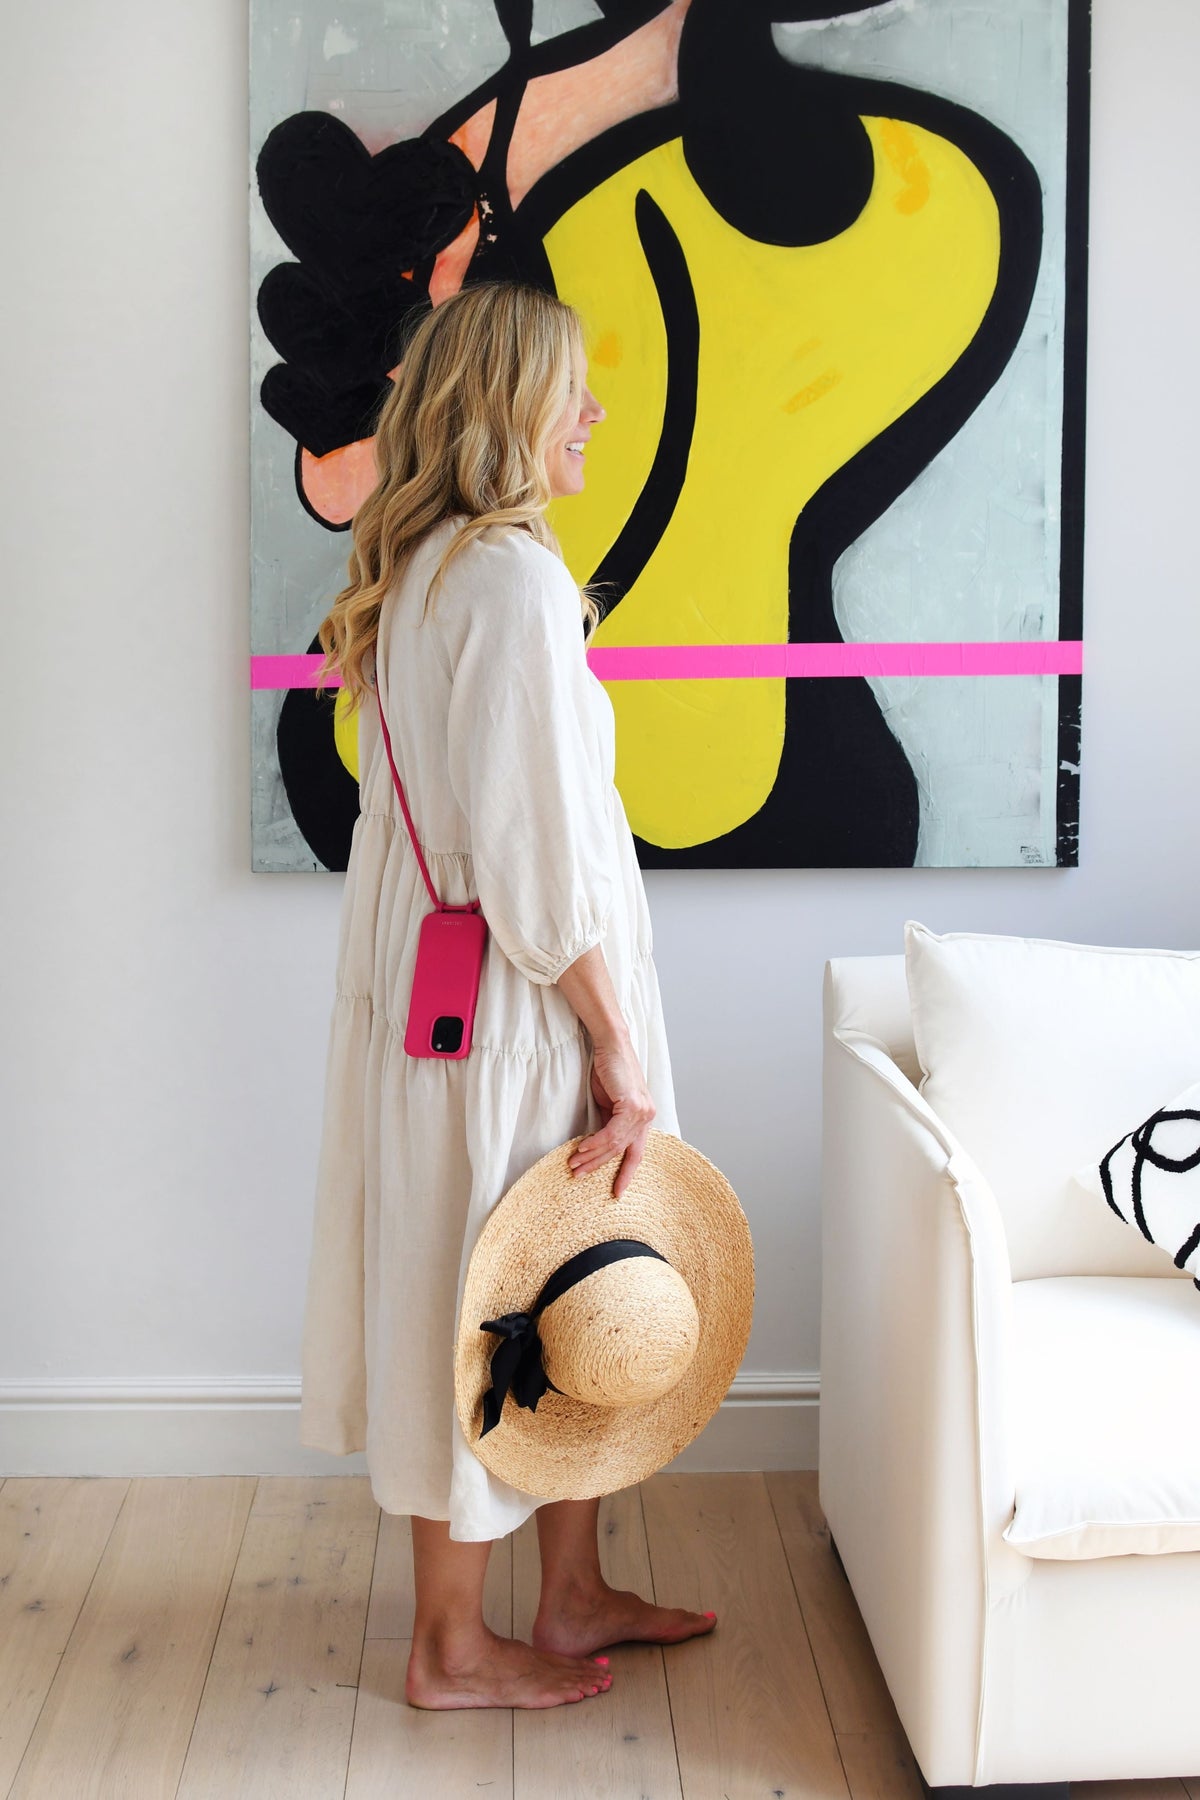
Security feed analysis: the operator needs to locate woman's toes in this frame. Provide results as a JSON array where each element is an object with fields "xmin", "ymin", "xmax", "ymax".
[{"xmin": 558, "ymin": 1662, "xmax": 604, "ymax": 1701}]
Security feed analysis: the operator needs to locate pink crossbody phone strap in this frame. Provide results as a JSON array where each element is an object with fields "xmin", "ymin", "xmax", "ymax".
[{"xmin": 374, "ymin": 678, "xmax": 482, "ymax": 917}]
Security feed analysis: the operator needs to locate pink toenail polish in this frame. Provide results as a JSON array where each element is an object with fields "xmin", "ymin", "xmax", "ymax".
[
  {"xmin": 593, "ymin": 1655, "xmax": 610, "ymax": 1664},
  {"xmin": 704, "ymin": 1611, "xmax": 717, "ymax": 1619}
]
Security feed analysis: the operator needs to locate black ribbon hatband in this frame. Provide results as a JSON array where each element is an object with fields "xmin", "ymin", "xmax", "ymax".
[{"xmin": 478, "ymin": 1239, "xmax": 668, "ymax": 1436}]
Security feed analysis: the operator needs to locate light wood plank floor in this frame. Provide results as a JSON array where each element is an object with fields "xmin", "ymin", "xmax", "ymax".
[{"xmin": 1, "ymin": 1471, "xmax": 1197, "ymax": 1799}]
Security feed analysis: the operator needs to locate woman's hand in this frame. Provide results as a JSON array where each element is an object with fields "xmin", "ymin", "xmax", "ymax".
[
  {"xmin": 568, "ymin": 1032, "xmax": 656, "ymax": 1198},
  {"xmin": 552, "ymin": 943, "xmax": 655, "ymax": 1196}
]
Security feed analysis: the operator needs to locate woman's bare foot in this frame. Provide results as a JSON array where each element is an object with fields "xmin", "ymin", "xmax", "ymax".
[
  {"xmin": 405, "ymin": 1627, "xmax": 613, "ymax": 1710},
  {"xmin": 532, "ymin": 1582, "xmax": 717, "ymax": 1657}
]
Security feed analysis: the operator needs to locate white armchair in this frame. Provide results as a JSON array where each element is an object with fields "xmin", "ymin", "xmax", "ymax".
[{"xmin": 819, "ymin": 948, "xmax": 1200, "ymax": 1797}]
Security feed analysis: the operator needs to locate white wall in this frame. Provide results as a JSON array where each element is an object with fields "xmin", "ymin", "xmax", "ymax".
[{"xmin": 3, "ymin": 0, "xmax": 1198, "ymax": 1478}]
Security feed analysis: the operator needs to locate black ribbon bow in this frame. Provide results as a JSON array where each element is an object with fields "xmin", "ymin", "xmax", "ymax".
[
  {"xmin": 477, "ymin": 1239, "xmax": 669, "ymax": 1436},
  {"xmin": 476, "ymin": 1311, "xmax": 555, "ymax": 1436}
]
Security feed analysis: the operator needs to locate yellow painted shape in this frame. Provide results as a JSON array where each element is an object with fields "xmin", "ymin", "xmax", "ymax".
[
  {"xmin": 544, "ymin": 117, "xmax": 1000, "ymax": 848},
  {"xmin": 334, "ymin": 685, "xmax": 360, "ymax": 783}
]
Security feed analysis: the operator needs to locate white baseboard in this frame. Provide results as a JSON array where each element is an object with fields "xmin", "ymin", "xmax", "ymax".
[{"xmin": 0, "ymin": 1373, "xmax": 819, "ymax": 1478}]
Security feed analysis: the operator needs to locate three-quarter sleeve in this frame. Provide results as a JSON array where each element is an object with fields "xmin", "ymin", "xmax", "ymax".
[{"xmin": 443, "ymin": 529, "xmax": 616, "ymax": 985}]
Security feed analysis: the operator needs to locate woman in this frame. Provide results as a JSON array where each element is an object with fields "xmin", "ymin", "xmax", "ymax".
[{"xmin": 301, "ymin": 282, "xmax": 715, "ymax": 1711}]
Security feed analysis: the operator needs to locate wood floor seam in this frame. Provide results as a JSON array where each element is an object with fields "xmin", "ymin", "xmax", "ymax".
[{"xmin": 171, "ymin": 1476, "xmax": 261, "ymax": 1800}]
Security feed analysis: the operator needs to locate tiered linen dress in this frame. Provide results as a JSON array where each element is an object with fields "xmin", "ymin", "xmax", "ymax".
[{"xmin": 298, "ymin": 517, "xmax": 680, "ymax": 1542}]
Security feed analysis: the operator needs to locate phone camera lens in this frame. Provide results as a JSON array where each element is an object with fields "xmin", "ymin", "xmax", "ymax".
[{"xmin": 432, "ymin": 1015, "xmax": 465, "ymax": 1054}]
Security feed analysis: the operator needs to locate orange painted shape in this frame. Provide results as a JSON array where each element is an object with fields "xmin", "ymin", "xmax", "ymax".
[
  {"xmin": 430, "ymin": 209, "xmax": 480, "ymax": 305},
  {"xmin": 449, "ymin": 102, "xmax": 496, "ymax": 171},
  {"xmin": 504, "ymin": 0, "xmax": 690, "ymax": 208},
  {"xmin": 417, "ymin": 102, "xmax": 497, "ymax": 309},
  {"xmin": 783, "ymin": 369, "xmax": 843, "ymax": 414},
  {"xmin": 592, "ymin": 329, "xmax": 623, "ymax": 369},
  {"xmin": 880, "ymin": 118, "xmax": 932, "ymax": 215},
  {"xmin": 300, "ymin": 438, "xmax": 378, "ymax": 526}
]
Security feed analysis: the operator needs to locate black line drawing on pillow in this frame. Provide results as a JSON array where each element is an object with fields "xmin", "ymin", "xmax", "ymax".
[{"xmin": 1100, "ymin": 1106, "xmax": 1200, "ymax": 1289}]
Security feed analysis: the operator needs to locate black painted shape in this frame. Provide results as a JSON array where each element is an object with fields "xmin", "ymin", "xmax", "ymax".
[
  {"xmin": 1055, "ymin": 674, "xmax": 1081, "ymax": 868},
  {"xmin": 588, "ymin": 190, "xmax": 699, "ymax": 603},
  {"xmin": 255, "ymin": 115, "xmax": 475, "ymax": 455},
  {"xmin": 493, "ymin": 0, "xmax": 533, "ymax": 49},
  {"xmin": 1055, "ymin": 1, "xmax": 1092, "ymax": 867},
  {"xmin": 591, "ymin": 0, "xmax": 677, "ymax": 17},
  {"xmin": 259, "ymin": 364, "xmax": 391, "ymax": 464},
  {"xmin": 257, "ymin": 114, "xmax": 474, "ymax": 295},
  {"xmin": 679, "ymin": 0, "xmax": 875, "ymax": 246},
  {"xmin": 480, "ymin": 0, "xmax": 532, "ymax": 206},
  {"xmin": 276, "ymin": 634, "xmax": 360, "ymax": 873},
  {"xmin": 259, "ymin": 260, "xmax": 407, "ymax": 396}
]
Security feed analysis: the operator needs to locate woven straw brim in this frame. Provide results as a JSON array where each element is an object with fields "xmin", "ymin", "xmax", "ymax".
[{"xmin": 454, "ymin": 1129, "xmax": 755, "ymax": 1500}]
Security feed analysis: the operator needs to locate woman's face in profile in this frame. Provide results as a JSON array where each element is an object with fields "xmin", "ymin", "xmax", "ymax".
[{"xmin": 546, "ymin": 356, "xmax": 605, "ymax": 501}]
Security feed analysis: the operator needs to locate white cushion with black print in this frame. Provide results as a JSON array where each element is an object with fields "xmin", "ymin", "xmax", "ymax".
[
  {"xmin": 999, "ymin": 1082, "xmax": 1200, "ymax": 1562},
  {"xmin": 1072, "ymin": 1078, "xmax": 1200, "ymax": 1288}
]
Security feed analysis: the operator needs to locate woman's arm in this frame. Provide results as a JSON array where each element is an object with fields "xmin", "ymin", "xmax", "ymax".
[
  {"xmin": 553, "ymin": 940, "xmax": 629, "ymax": 1049},
  {"xmin": 555, "ymin": 943, "xmax": 656, "ymax": 1197}
]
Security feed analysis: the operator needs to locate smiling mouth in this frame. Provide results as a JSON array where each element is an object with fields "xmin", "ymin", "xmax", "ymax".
[{"xmin": 566, "ymin": 440, "xmax": 586, "ymax": 456}]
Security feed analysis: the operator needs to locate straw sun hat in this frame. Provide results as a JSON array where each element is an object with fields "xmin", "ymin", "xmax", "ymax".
[{"xmin": 454, "ymin": 1128, "xmax": 755, "ymax": 1501}]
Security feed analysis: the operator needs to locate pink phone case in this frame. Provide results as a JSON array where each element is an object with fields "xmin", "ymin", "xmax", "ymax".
[{"xmin": 404, "ymin": 904, "xmax": 488, "ymax": 1059}]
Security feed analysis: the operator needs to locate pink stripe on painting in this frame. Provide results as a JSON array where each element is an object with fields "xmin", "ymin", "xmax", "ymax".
[
  {"xmin": 251, "ymin": 641, "xmax": 1084, "ymax": 690},
  {"xmin": 252, "ymin": 655, "xmax": 339, "ymax": 690},
  {"xmin": 586, "ymin": 641, "xmax": 1086, "ymax": 679}
]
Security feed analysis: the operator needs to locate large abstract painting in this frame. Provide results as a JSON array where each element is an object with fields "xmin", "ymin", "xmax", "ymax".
[{"xmin": 250, "ymin": 0, "xmax": 1089, "ymax": 872}]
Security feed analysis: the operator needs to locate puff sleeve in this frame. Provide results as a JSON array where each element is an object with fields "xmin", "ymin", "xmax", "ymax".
[{"xmin": 443, "ymin": 532, "xmax": 616, "ymax": 985}]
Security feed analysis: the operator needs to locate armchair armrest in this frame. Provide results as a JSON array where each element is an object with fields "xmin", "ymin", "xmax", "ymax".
[{"xmin": 819, "ymin": 963, "xmax": 1026, "ymax": 1786}]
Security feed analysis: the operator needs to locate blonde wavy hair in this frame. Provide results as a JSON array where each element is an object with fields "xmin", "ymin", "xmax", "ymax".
[{"xmin": 314, "ymin": 281, "xmax": 602, "ymax": 712}]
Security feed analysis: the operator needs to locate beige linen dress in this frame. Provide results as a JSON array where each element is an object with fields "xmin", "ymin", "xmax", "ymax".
[{"xmin": 298, "ymin": 515, "xmax": 680, "ymax": 1541}]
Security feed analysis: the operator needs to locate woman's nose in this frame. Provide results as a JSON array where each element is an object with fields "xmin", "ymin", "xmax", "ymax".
[{"xmin": 582, "ymin": 386, "xmax": 605, "ymax": 423}]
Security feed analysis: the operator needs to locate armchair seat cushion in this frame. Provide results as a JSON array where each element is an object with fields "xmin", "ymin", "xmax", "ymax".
[{"xmin": 1004, "ymin": 1275, "xmax": 1200, "ymax": 1559}]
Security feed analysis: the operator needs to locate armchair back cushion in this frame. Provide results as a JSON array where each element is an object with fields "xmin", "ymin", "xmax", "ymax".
[{"xmin": 905, "ymin": 920, "xmax": 1200, "ymax": 1279}]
